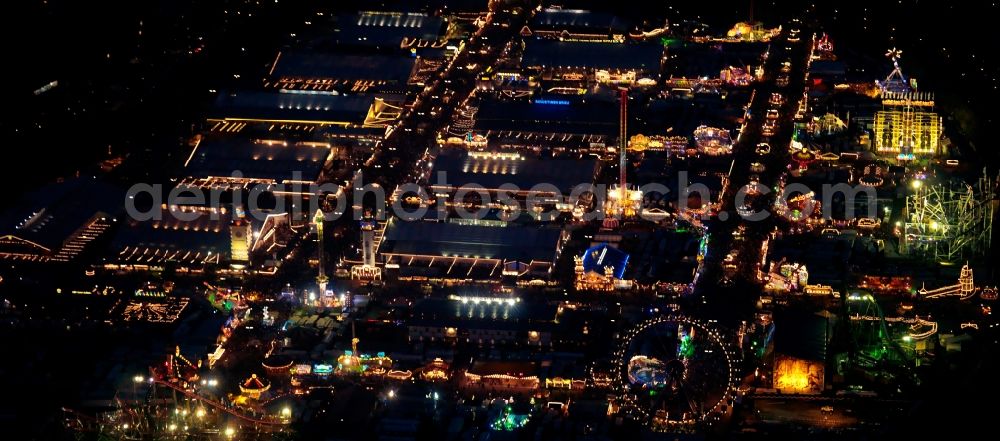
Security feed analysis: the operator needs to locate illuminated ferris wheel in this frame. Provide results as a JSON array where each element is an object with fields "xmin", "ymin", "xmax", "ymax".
[{"xmin": 614, "ymin": 315, "xmax": 739, "ymax": 428}]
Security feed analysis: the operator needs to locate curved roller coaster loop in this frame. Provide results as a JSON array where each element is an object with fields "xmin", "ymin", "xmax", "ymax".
[{"xmin": 845, "ymin": 293, "xmax": 936, "ymax": 370}]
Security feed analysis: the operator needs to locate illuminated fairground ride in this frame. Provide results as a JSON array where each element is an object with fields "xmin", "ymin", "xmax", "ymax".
[
  {"xmin": 790, "ymin": 148, "xmax": 818, "ymax": 172},
  {"xmin": 859, "ymin": 164, "xmax": 886, "ymax": 188},
  {"xmin": 900, "ymin": 171, "xmax": 997, "ymax": 262},
  {"xmin": 613, "ymin": 316, "xmax": 739, "ymax": 429},
  {"xmin": 604, "ymin": 88, "xmax": 642, "ymax": 225},
  {"xmin": 693, "ymin": 126, "xmax": 733, "ymax": 156},
  {"xmin": 720, "ymin": 22, "xmax": 780, "ymax": 43},
  {"xmin": 773, "ymin": 187, "xmax": 822, "ymax": 226},
  {"xmin": 64, "ymin": 378, "xmax": 292, "ymax": 439},
  {"xmin": 845, "ymin": 293, "xmax": 936, "ymax": 373},
  {"xmin": 812, "ymin": 33, "xmax": 835, "ymax": 60},
  {"xmin": 335, "ymin": 336, "xmax": 396, "ymax": 377},
  {"xmin": 879, "ymin": 48, "xmax": 910, "ymax": 94}
]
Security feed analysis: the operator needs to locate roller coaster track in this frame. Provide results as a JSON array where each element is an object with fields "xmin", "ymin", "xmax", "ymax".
[
  {"xmin": 919, "ymin": 283, "xmax": 975, "ymax": 300},
  {"xmin": 848, "ymin": 315, "xmax": 939, "ymax": 340},
  {"xmin": 151, "ymin": 380, "xmax": 287, "ymax": 427},
  {"xmin": 845, "ymin": 294, "xmax": 923, "ymax": 388}
]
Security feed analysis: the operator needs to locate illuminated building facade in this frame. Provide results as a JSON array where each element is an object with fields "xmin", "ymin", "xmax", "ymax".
[
  {"xmin": 627, "ymin": 134, "xmax": 689, "ymax": 154},
  {"xmin": 0, "ymin": 177, "xmax": 121, "ymax": 263},
  {"xmin": 873, "ymin": 92, "xmax": 942, "ymax": 158},
  {"xmin": 378, "ymin": 219, "xmax": 566, "ymax": 282},
  {"xmin": 773, "ymin": 356, "xmax": 824, "ymax": 394},
  {"xmin": 771, "ymin": 311, "xmax": 828, "ymax": 394},
  {"xmin": 208, "ymin": 90, "xmax": 404, "ymax": 135},
  {"xmin": 109, "ymin": 206, "xmax": 233, "ymax": 270},
  {"xmin": 266, "ymin": 51, "xmax": 419, "ymax": 94},
  {"xmin": 520, "ymin": 9, "xmax": 628, "ymax": 43},
  {"xmin": 408, "ymin": 296, "xmax": 555, "ymax": 346},
  {"xmin": 462, "ymin": 361, "xmax": 540, "ymax": 393},
  {"xmin": 230, "ymin": 219, "xmax": 251, "ymax": 266},
  {"xmin": 427, "ymin": 149, "xmax": 599, "ymax": 211},
  {"xmin": 574, "ymin": 243, "xmax": 630, "ymax": 291},
  {"xmin": 178, "ymin": 136, "xmax": 341, "ymax": 200},
  {"xmin": 520, "ymin": 39, "xmax": 663, "ymax": 87},
  {"xmin": 333, "ymin": 11, "xmax": 447, "ymax": 51}
]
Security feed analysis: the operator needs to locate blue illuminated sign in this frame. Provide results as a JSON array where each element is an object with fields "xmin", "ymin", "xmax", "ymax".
[{"xmin": 535, "ymin": 99, "xmax": 570, "ymax": 106}]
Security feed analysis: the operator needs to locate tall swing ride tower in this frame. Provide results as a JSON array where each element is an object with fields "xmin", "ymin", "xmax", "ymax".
[{"xmin": 604, "ymin": 88, "xmax": 642, "ymax": 226}]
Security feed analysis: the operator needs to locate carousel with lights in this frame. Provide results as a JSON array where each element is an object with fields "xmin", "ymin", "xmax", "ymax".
[
  {"xmin": 336, "ymin": 336, "xmax": 395, "ymax": 377},
  {"xmin": 420, "ymin": 358, "xmax": 451, "ymax": 382},
  {"xmin": 236, "ymin": 373, "xmax": 272, "ymax": 406}
]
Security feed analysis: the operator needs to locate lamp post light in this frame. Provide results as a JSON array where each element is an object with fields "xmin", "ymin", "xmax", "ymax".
[{"xmin": 132, "ymin": 375, "xmax": 144, "ymax": 399}]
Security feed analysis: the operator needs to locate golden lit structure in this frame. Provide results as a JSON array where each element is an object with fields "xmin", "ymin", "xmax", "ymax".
[
  {"xmin": 605, "ymin": 184, "xmax": 642, "ymax": 221},
  {"xmin": 337, "ymin": 337, "xmax": 362, "ymax": 373},
  {"xmin": 917, "ymin": 264, "xmax": 979, "ymax": 299},
  {"xmin": 238, "ymin": 374, "xmax": 271, "ymax": 400},
  {"xmin": 545, "ymin": 377, "xmax": 586, "ymax": 391},
  {"xmin": 314, "ymin": 209, "xmax": 329, "ymax": 295},
  {"xmin": 773, "ymin": 356, "xmax": 823, "ymax": 394},
  {"xmin": 386, "ymin": 370, "xmax": 412, "ymax": 381},
  {"xmin": 420, "ymin": 358, "xmax": 450, "ymax": 382},
  {"xmin": 261, "ymin": 356, "xmax": 294, "ymax": 379},
  {"xmin": 574, "ymin": 244, "xmax": 632, "ymax": 291},
  {"xmin": 693, "ymin": 126, "xmax": 733, "ymax": 156},
  {"xmin": 207, "ymin": 91, "xmax": 403, "ymax": 132},
  {"xmin": 628, "ymin": 134, "xmax": 688, "ymax": 154},
  {"xmin": 463, "ymin": 361, "xmax": 540, "ymax": 392},
  {"xmin": 574, "ymin": 255, "xmax": 616, "ymax": 291},
  {"xmin": 230, "ymin": 219, "xmax": 250, "ymax": 267},
  {"xmin": 809, "ymin": 113, "xmax": 847, "ymax": 136},
  {"xmin": 874, "ymin": 91, "xmax": 942, "ymax": 158},
  {"xmin": 721, "ymin": 22, "xmax": 780, "ymax": 42}
]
